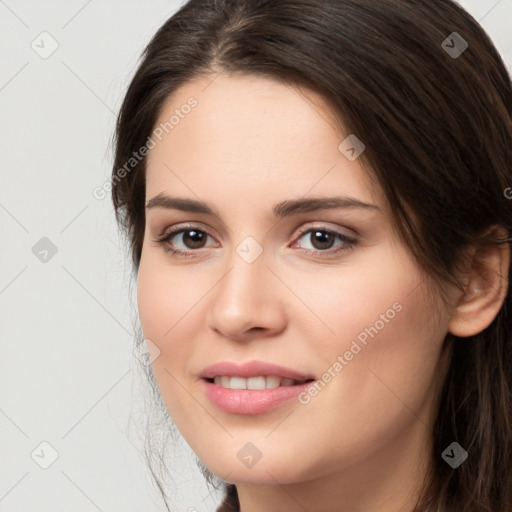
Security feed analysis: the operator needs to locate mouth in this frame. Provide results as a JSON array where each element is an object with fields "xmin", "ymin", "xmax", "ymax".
[
  {"xmin": 199, "ymin": 360, "xmax": 317, "ymax": 414},
  {"xmin": 204, "ymin": 375, "xmax": 315, "ymax": 389}
]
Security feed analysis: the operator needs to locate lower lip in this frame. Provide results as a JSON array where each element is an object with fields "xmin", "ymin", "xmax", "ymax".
[{"xmin": 201, "ymin": 378, "xmax": 316, "ymax": 415}]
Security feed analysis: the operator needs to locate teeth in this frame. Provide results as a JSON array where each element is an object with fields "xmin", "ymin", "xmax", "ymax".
[
  {"xmin": 265, "ymin": 376, "xmax": 281, "ymax": 389},
  {"xmin": 212, "ymin": 375, "xmax": 303, "ymax": 389},
  {"xmin": 246, "ymin": 376, "xmax": 266, "ymax": 390},
  {"xmin": 230, "ymin": 377, "xmax": 247, "ymax": 389}
]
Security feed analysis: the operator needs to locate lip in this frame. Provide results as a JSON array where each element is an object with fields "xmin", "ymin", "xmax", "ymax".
[
  {"xmin": 201, "ymin": 379, "xmax": 315, "ymax": 415},
  {"xmin": 199, "ymin": 360, "xmax": 315, "ymax": 381},
  {"xmin": 199, "ymin": 360, "xmax": 316, "ymax": 415}
]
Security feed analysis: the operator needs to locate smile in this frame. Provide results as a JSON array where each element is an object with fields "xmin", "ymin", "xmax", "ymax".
[
  {"xmin": 199, "ymin": 360, "xmax": 317, "ymax": 414},
  {"xmin": 208, "ymin": 375, "xmax": 312, "ymax": 389}
]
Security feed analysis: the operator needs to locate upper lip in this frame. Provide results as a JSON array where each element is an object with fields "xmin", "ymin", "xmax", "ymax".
[{"xmin": 200, "ymin": 360, "xmax": 315, "ymax": 381}]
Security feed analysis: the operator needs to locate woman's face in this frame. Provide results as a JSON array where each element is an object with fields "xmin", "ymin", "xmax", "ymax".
[{"xmin": 137, "ymin": 72, "xmax": 453, "ymax": 487}]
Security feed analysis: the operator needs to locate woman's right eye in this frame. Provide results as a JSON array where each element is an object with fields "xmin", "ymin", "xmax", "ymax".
[{"xmin": 153, "ymin": 225, "xmax": 217, "ymax": 257}]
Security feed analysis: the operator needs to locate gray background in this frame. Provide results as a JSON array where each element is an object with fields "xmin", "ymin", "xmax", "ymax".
[{"xmin": 1, "ymin": 1, "xmax": 511, "ymax": 511}]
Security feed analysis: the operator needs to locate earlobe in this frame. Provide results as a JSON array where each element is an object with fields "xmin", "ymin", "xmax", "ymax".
[{"xmin": 448, "ymin": 227, "xmax": 510, "ymax": 338}]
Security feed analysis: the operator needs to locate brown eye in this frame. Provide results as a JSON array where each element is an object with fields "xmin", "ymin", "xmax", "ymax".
[
  {"xmin": 174, "ymin": 229, "xmax": 207, "ymax": 249},
  {"xmin": 293, "ymin": 227, "xmax": 358, "ymax": 256},
  {"xmin": 308, "ymin": 230, "xmax": 337, "ymax": 250},
  {"xmin": 154, "ymin": 225, "xmax": 217, "ymax": 256}
]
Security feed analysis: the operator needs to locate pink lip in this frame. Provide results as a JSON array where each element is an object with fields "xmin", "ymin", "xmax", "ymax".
[{"xmin": 199, "ymin": 360, "xmax": 316, "ymax": 415}]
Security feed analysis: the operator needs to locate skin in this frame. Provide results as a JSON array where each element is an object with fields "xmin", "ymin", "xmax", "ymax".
[{"xmin": 136, "ymin": 72, "xmax": 510, "ymax": 512}]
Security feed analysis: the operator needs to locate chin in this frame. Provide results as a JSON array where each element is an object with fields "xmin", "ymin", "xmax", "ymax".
[{"xmin": 198, "ymin": 449, "xmax": 313, "ymax": 485}]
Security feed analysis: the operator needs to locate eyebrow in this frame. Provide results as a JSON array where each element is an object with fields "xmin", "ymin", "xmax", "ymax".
[{"xmin": 145, "ymin": 193, "xmax": 380, "ymax": 218}]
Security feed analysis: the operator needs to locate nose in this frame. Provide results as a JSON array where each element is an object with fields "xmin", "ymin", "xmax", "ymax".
[{"xmin": 206, "ymin": 252, "xmax": 287, "ymax": 342}]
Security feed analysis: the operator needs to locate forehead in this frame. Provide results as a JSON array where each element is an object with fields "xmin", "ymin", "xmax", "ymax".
[{"xmin": 145, "ymin": 72, "xmax": 382, "ymax": 208}]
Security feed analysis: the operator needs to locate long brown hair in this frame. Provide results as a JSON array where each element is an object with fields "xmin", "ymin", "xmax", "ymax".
[{"xmin": 111, "ymin": 1, "xmax": 512, "ymax": 510}]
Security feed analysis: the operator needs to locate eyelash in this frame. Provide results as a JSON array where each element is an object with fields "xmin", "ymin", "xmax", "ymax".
[{"xmin": 152, "ymin": 223, "xmax": 358, "ymax": 258}]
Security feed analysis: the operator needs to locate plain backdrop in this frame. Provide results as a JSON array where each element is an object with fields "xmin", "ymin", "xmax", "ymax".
[{"xmin": 1, "ymin": 1, "xmax": 511, "ymax": 511}]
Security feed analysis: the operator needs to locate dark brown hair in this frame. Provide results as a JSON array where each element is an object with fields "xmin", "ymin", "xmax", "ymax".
[{"xmin": 111, "ymin": 1, "xmax": 512, "ymax": 510}]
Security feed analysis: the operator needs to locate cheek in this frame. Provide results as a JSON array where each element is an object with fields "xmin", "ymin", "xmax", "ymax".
[
  {"xmin": 136, "ymin": 262, "xmax": 201, "ymax": 423},
  {"xmin": 137, "ymin": 265, "xmax": 169, "ymax": 343},
  {"xmin": 320, "ymin": 280, "xmax": 445, "ymax": 429},
  {"xmin": 136, "ymin": 255, "xmax": 209, "ymax": 383},
  {"xmin": 136, "ymin": 255, "xmax": 203, "ymax": 343},
  {"xmin": 286, "ymin": 286, "xmax": 446, "ymax": 478},
  {"xmin": 308, "ymin": 251, "xmax": 446, "ymax": 423}
]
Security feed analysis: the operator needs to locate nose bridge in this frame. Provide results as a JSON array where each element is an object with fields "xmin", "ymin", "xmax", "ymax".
[
  {"xmin": 216, "ymin": 238, "xmax": 269, "ymax": 309},
  {"xmin": 207, "ymin": 234, "xmax": 285, "ymax": 338}
]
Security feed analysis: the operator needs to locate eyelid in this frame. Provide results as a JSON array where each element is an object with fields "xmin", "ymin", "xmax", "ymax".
[
  {"xmin": 157, "ymin": 222, "xmax": 214, "ymax": 240},
  {"xmin": 289, "ymin": 224, "xmax": 358, "ymax": 256},
  {"xmin": 157, "ymin": 221, "xmax": 356, "ymax": 241},
  {"xmin": 293, "ymin": 221, "xmax": 356, "ymax": 239},
  {"xmin": 153, "ymin": 221, "xmax": 358, "ymax": 257}
]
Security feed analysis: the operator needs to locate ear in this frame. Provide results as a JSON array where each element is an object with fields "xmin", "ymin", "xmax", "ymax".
[{"xmin": 448, "ymin": 226, "xmax": 510, "ymax": 338}]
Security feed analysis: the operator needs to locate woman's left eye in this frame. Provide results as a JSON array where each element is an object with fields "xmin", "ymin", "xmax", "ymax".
[
  {"xmin": 292, "ymin": 227, "xmax": 358, "ymax": 256},
  {"xmin": 153, "ymin": 224, "xmax": 358, "ymax": 258}
]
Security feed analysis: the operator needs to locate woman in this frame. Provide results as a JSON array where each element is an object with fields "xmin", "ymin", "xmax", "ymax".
[{"xmin": 111, "ymin": 1, "xmax": 512, "ymax": 510}]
